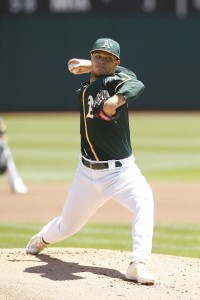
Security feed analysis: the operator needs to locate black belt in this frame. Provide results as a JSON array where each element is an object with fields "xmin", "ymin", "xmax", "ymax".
[{"xmin": 81, "ymin": 157, "xmax": 122, "ymax": 170}]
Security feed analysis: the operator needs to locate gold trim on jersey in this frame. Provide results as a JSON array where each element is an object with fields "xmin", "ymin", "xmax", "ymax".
[
  {"xmin": 115, "ymin": 72, "xmax": 131, "ymax": 91},
  {"xmin": 82, "ymin": 86, "xmax": 99, "ymax": 161}
]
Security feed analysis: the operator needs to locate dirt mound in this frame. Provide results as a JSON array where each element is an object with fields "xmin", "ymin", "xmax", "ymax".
[{"xmin": 0, "ymin": 248, "xmax": 199, "ymax": 300}]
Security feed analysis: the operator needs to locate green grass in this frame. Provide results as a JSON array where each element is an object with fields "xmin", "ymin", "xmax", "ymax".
[
  {"xmin": 130, "ymin": 112, "xmax": 200, "ymax": 180},
  {"xmin": 0, "ymin": 223, "xmax": 199, "ymax": 258},
  {"xmin": 0, "ymin": 112, "xmax": 200, "ymax": 182}
]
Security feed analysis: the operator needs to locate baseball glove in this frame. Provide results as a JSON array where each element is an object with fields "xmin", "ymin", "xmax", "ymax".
[
  {"xmin": 0, "ymin": 142, "xmax": 7, "ymax": 174},
  {"xmin": 93, "ymin": 90, "xmax": 120, "ymax": 121}
]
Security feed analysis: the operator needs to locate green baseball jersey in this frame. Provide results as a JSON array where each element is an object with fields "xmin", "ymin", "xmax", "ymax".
[{"xmin": 77, "ymin": 66, "xmax": 144, "ymax": 161}]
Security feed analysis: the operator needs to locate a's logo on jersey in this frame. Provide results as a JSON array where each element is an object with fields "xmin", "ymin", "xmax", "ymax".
[{"xmin": 101, "ymin": 40, "xmax": 113, "ymax": 49}]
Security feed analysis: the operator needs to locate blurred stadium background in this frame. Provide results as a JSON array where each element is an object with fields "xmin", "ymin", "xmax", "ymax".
[{"xmin": 0, "ymin": 0, "xmax": 200, "ymax": 112}]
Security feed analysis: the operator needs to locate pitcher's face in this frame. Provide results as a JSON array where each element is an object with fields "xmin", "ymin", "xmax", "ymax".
[{"xmin": 91, "ymin": 51, "xmax": 120, "ymax": 79}]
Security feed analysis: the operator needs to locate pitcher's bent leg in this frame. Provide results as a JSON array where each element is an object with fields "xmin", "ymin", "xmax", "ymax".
[{"xmin": 38, "ymin": 163, "xmax": 104, "ymax": 244}]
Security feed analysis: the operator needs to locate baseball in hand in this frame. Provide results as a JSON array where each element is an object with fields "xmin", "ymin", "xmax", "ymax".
[{"xmin": 68, "ymin": 63, "xmax": 80, "ymax": 74}]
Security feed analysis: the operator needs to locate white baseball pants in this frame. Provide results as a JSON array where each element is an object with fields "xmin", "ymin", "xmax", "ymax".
[{"xmin": 39, "ymin": 155, "xmax": 154, "ymax": 263}]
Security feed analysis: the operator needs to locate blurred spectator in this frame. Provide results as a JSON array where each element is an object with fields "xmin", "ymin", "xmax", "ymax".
[{"xmin": 0, "ymin": 117, "xmax": 28, "ymax": 194}]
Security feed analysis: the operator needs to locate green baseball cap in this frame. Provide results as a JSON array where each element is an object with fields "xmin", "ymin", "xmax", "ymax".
[{"xmin": 90, "ymin": 38, "xmax": 120, "ymax": 59}]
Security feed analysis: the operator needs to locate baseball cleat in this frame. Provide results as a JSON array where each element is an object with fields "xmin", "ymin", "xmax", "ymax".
[
  {"xmin": 125, "ymin": 261, "xmax": 155, "ymax": 284},
  {"xmin": 26, "ymin": 234, "xmax": 47, "ymax": 255}
]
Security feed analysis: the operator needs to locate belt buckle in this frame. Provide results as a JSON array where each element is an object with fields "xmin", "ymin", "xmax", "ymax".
[{"xmin": 89, "ymin": 161, "xmax": 93, "ymax": 169}]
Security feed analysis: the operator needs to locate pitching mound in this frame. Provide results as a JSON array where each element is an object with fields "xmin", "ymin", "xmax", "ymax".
[{"xmin": 0, "ymin": 248, "xmax": 199, "ymax": 300}]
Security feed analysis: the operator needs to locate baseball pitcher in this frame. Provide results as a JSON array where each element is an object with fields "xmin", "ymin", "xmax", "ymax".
[{"xmin": 26, "ymin": 38, "xmax": 155, "ymax": 284}]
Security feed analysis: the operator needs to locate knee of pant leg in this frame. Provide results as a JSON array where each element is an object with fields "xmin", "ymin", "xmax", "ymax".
[{"xmin": 143, "ymin": 184, "xmax": 154, "ymax": 205}]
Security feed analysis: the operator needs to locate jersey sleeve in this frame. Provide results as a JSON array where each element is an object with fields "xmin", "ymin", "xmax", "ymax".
[{"xmin": 114, "ymin": 66, "xmax": 145, "ymax": 103}]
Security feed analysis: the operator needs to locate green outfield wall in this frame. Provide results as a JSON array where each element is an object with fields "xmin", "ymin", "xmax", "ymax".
[{"xmin": 0, "ymin": 15, "xmax": 200, "ymax": 111}]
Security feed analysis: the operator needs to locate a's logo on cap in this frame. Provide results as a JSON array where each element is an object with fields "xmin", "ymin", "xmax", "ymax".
[{"xmin": 101, "ymin": 40, "xmax": 113, "ymax": 49}]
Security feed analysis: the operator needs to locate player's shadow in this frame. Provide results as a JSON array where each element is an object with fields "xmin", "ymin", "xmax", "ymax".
[{"xmin": 24, "ymin": 253, "xmax": 125, "ymax": 281}]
